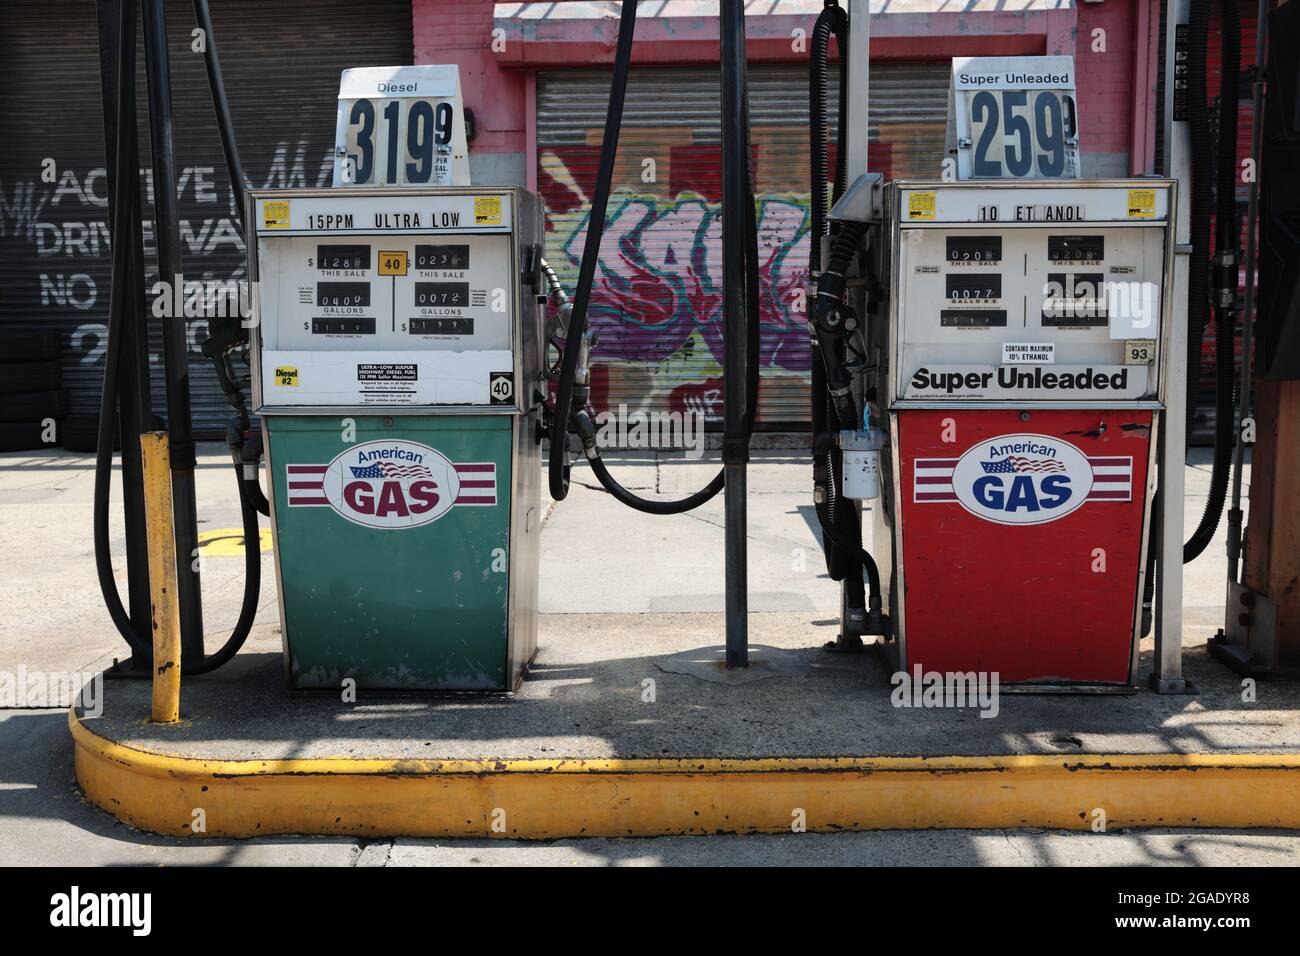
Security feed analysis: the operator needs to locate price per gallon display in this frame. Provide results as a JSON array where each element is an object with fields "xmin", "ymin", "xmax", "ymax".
[
  {"xmin": 341, "ymin": 98, "xmax": 455, "ymax": 186},
  {"xmin": 967, "ymin": 89, "xmax": 1078, "ymax": 178}
]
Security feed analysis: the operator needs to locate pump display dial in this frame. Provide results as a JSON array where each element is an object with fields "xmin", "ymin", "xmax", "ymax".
[
  {"xmin": 946, "ymin": 273, "xmax": 1002, "ymax": 301},
  {"xmin": 316, "ymin": 282, "xmax": 371, "ymax": 308},
  {"xmin": 312, "ymin": 316, "xmax": 375, "ymax": 335},
  {"xmin": 316, "ymin": 244, "xmax": 371, "ymax": 271},
  {"xmin": 946, "ymin": 235, "xmax": 1003, "ymax": 264},
  {"xmin": 940, "ymin": 309, "xmax": 1008, "ymax": 328},
  {"xmin": 414, "ymin": 282, "xmax": 470, "ymax": 307},
  {"xmin": 414, "ymin": 244, "xmax": 470, "ymax": 271},
  {"xmin": 1048, "ymin": 234, "xmax": 1104, "ymax": 263}
]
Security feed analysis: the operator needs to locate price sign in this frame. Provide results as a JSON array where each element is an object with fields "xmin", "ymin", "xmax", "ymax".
[
  {"xmin": 947, "ymin": 56, "xmax": 1082, "ymax": 180},
  {"xmin": 333, "ymin": 66, "xmax": 470, "ymax": 188}
]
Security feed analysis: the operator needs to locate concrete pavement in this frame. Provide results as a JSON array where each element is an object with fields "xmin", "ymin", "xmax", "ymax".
[{"xmin": 4, "ymin": 443, "xmax": 1297, "ymax": 865}]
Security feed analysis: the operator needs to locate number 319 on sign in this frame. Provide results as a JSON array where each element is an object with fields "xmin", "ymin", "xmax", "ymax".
[
  {"xmin": 339, "ymin": 98, "xmax": 456, "ymax": 186},
  {"xmin": 333, "ymin": 66, "xmax": 470, "ymax": 188}
]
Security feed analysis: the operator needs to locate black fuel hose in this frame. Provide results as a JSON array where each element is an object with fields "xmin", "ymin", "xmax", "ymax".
[
  {"xmin": 1184, "ymin": 0, "xmax": 1241, "ymax": 563},
  {"xmin": 193, "ymin": 0, "xmax": 246, "ymax": 227},
  {"xmin": 548, "ymin": 0, "xmax": 752, "ymax": 515},
  {"xmin": 813, "ymin": 220, "xmax": 878, "ymax": 616},
  {"xmin": 587, "ymin": 442, "xmax": 722, "ymax": 515},
  {"xmin": 1140, "ymin": 0, "xmax": 1239, "ymax": 630},
  {"xmin": 808, "ymin": 1, "xmax": 878, "ymax": 618},
  {"xmin": 194, "ymin": 0, "xmax": 272, "ymax": 517},
  {"xmin": 94, "ymin": 0, "xmax": 154, "ymax": 660},
  {"xmin": 94, "ymin": 0, "xmax": 258, "ymax": 673}
]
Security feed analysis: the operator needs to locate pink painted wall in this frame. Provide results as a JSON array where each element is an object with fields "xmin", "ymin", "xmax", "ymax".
[
  {"xmin": 414, "ymin": 0, "xmax": 1158, "ymax": 182},
  {"xmin": 1076, "ymin": 0, "xmax": 1143, "ymax": 177},
  {"xmin": 412, "ymin": 0, "xmax": 528, "ymax": 182}
]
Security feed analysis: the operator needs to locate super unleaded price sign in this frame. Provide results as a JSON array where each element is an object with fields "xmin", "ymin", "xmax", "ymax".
[{"xmin": 946, "ymin": 56, "xmax": 1082, "ymax": 181}]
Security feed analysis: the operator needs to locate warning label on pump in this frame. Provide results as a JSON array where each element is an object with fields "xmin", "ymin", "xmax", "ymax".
[
  {"xmin": 1002, "ymin": 342, "xmax": 1055, "ymax": 365},
  {"xmin": 263, "ymin": 200, "xmax": 291, "ymax": 229},
  {"xmin": 1126, "ymin": 189, "xmax": 1156, "ymax": 218},
  {"xmin": 355, "ymin": 363, "xmax": 419, "ymax": 404},
  {"xmin": 907, "ymin": 192, "xmax": 937, "ymax": 220},
  {"xmin": 357, "ymin": 364, "xmax": 418, "ymax": 382},
  {"xmin": 474, "ymin": 196, "xmax": 502, "ymax": 226}
]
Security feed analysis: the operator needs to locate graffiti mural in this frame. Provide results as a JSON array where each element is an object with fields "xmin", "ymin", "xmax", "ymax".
[{"xmin": 539, "ymin": 142, "xmax": 822, "ymax": 427}]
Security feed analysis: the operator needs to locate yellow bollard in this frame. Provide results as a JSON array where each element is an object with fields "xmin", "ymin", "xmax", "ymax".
[{"xmin": 140, "ymin": 431, "xmax": 181, "ymax": 723}]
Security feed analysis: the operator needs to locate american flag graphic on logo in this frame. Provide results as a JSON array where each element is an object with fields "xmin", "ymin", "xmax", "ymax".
[
  {"xmin": 285, "ymin": 460, "xmax": 498, "ymax": 507},
  {"xmin": 913, "ymin": 456, "xmax": 1133, "ymax": 502},
  {"xmin": 349, "ymin": 462, "xmax": 433, "ymax": 479},
  {"xmin": 980, "ymin": 456, "xmax": 1066, "ymax": 474}
]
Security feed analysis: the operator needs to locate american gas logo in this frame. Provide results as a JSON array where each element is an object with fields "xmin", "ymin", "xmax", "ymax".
[
  {"xmin": 913, "ymin": 433, "xmax": 1132, "ymax": 526},
  {"xmin": 285, "ymin": 439, "xmax": 497, "ymax": 529}
]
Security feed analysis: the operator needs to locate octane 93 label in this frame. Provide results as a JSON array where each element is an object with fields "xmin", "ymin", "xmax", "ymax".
[
  {"xmin": 285, "ymin": 439, "xmax": 497, "ymax": 529},
  {"xmin": 913, "ymin": 433, "xmax": 1132, "ymax": 526}
]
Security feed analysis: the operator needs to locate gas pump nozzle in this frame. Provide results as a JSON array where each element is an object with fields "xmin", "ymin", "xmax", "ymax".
[{"xmin": 812, "ymin": 218, "xmax": 870, "ymax": 429}]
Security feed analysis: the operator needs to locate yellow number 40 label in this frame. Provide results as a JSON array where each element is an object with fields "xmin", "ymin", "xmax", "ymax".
[{"xmin": 378, "ymin": 251, "xmax": 408, "ymax": 276}]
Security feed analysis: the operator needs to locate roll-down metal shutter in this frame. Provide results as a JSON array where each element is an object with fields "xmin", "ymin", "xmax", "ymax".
[
  {"xmin": 0, "ymin": 0, "xmax": 413, "ymax": 434},
  {"xmin": 536, "ymin": 62, "xmax": 950, "ymax": 429}
]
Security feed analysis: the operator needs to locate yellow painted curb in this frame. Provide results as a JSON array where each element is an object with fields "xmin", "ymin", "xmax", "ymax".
[{"xmin": 70, "ymin": 711, "xmax": 1300, "ymax": 839}]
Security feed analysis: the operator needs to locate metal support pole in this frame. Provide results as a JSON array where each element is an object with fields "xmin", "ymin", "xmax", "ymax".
[
  {"xmin": 1227, "ymin": 0, "xmax": 1268, "ymax": 586},
  {"xmin": 844, "ymin": 0, "xmax": 871, "ymax": 182},
  {"xmin": 141, "ymin": 0, "xmax": 206, "ymax": 662},
  {"xmin": 1153, "ymin": 0, "xmax": 1191, "ymax": 692},
  {"xmin": 94, "ymin": 0, "xmax": 154, "ymax": 672},
  {"xmin": 720, "ymin": 0, "xmax": 752, "ymax": 668},
  {"xmin": 841, "ymin": 0, "xmax": 872, "ymax": 643},
  {"xmin": 141, "ymin": 432, "xmax": 182, "ymax": 723}
]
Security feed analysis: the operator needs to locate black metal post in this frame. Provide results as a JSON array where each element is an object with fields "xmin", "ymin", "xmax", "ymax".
[
  {"xmin": 95, "ymin": 0, "xmax": 154, "ymax": 670},
  {"xmin": 1227, "ymin": 0, "xmax": 1268, "ymax": 584},
  {"xmin": 720, "ymin": 0, "xmax": 752, "ymax": 668},
  {"xmin": 141, "ymin": 0, "xmax": 206, "ymax": 661}
]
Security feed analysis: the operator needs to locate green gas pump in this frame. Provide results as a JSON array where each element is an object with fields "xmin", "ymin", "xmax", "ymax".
[{"xmin": 248, "ymin": 186, "xmax": 545, "ymax": 691}]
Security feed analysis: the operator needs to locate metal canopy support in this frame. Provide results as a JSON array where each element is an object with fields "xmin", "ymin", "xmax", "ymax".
[
  {"xmin": 845, "ymin": 0, "xmax": 871, "ymax": 181},
  {"xmin": 141, "ymin": 0, "xmax": 207, "ymax": 662},
  {"xmin": 720, "ymin": 0, "xmax": 753, "ymax": 668},
  {"xmin": 1153, "ymin": 0, "xmax": 1190, "ymax": 692},
  {"xmin": 840, "ymin": 0, "xmax": 872, "ymax": 643}
]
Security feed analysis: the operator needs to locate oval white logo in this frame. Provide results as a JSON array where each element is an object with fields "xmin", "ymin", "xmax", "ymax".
[
  {"xmin": 321, "ymin": 439, "xmax": 460, "ymax": 529},
  {"xmin": 950, "ymin": 433, "xmax": 1093, "ymax": 526}
]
